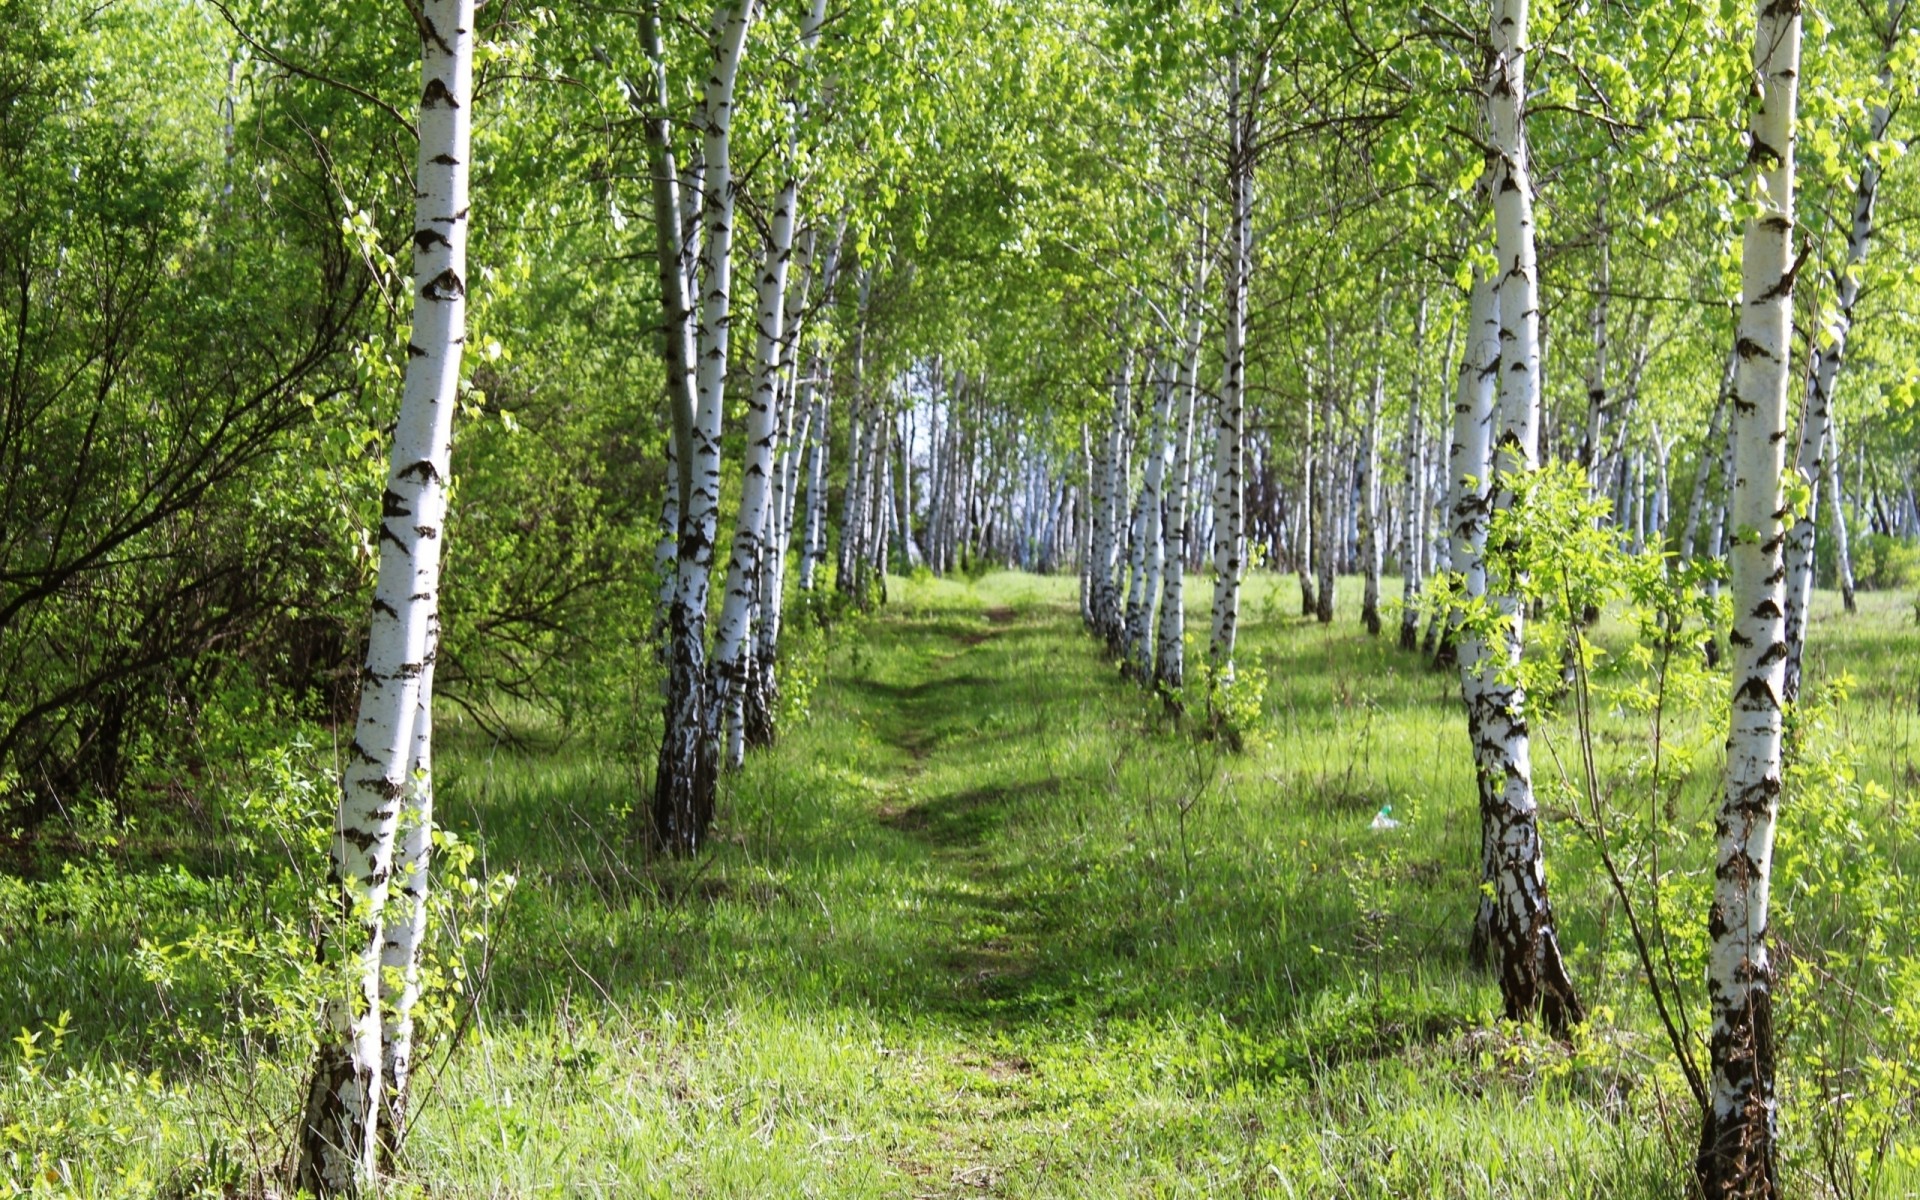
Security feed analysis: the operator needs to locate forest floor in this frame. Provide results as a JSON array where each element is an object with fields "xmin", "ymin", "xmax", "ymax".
[{"xmin": 7, "ymin": 572, "xmax": 1920, "ymax": 1197}]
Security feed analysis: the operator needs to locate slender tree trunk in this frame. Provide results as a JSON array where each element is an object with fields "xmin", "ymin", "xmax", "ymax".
[
  {"xmin": 1681, "ymin": 351, "xmax": 1734, "ymax": 562},
  {"xmin": 654, "ymin": 0, "xmax": 753, "ymax": 855},
  {"xmin": 1826, "ymin": 420, "xmax": 1857, "ymax": 612},
  {"xmin": 297, "ymin": 3, "xmax": 473, "ymax": 1191},
  {"xmin": 1359, "ymin": 347, "xmax": 1384, "ymax": 636},
  {"xmin": 714, "ymin": 177, "xmax": 797, "ymax": 772},
  {"xmin": 1158, "ymin": 311, "xmax": 1203, "ymax": 699},
  {"xmin": 1315, "ymin": 378, "xmax": 1337, "ymax": 624},
  {"xmin": 1785, "ymin": 73, "xmax": 1889, "ymax": 691},
  {"xmin": 799, "ymin": 375, "xmax": 830, "ymax": 590},
  {"xmin": 1450, "ymin": 267, "xmax": 1500, "ymax": 967},
  {"xmin": 1425, "ymin": 313, "xmax": 1462, "ymax": 660},
  {"xmin": 1697, "ymin": 0, "xmax": 1799, "ymax": 1191},
  {"xmin": 1476, "ymin": 0, "xmax": 1582, "ymax": 1034},
  {"xmin": 1400, "ymin": 296, "xmax": 1429, "ymax": 650},
  {"xmin": 1300, "ymin": 356, "xmax": 1318, "ymax": 616},
  {"xmin": 375, "ymin": 655, "xmax": 433, "ymax": 1168},
  {"xmin": 1133, "ymin": 353, "xmax": 1174, "ymax": 680},
  {"xmin": 1209, "ymin": 59, "xmax": 1254, "ymax": 677}
]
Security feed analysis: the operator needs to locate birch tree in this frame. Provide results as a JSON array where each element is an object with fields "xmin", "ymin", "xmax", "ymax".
[
  {"xmin": 1781, "ymin": 0, "xmax": 1903, "ymax": 701},
  {"xmin": 1470, "ymin": 0, "xmax": 1582, "ymax": 1033},
  {"xmin": 1698, "ymin": 0, "xmax": 1801, "ymax": 1186},
  {"xmin": 654, "ymin": 0, "xmax": 755, "ymax": 854},
  {"xmin": 297, "ymin": 1, "xmax": 473, "ymax": 1190}
]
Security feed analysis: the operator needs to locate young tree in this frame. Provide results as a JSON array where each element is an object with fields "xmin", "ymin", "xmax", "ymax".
[
  {"xmin": 1470, "ymin": 0, "xmax": 1583, "ymax": 1034},
  {"xmin": 653, "ymin": 0, "xmax": 755, "ymax": 854},
  {"xmin": 1697, "ymin": 0, "xmax": 1802, "ymax": 1188},
  {"xmin": 297, "ymin": 0, "xmax": 474, "ymax": 1190}
]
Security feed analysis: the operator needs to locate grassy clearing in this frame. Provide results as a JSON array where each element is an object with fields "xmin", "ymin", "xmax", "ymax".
[{"xmin": 5, "ymin": 571, "xmax": 1919, "ymax": 1197}]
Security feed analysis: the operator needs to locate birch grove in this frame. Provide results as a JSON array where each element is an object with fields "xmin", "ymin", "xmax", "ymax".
[{"xmin": 29, "ymin": 0, "xmax": 1920, "ymax": 1191}]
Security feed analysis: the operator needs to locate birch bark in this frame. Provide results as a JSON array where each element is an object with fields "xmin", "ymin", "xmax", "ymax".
[
  {"xmin": 1475, "ymin": 0, "xmax": 1582, "ymax": 1033},
  {"xmin": 1208, "ymin": 71, "xmax": 1252, "ymax": 675},
  {"xmin": 1450, "ymin": 268, "xmax": 1499, "ymax": 964},
  {"xmin": 297, "ymin": 2, "xmax": 473, "ymax": 1190},
  {"xmin": 1359, "ymin": 350, "xmax": 1384, "ymax": 637},
  {"xmin": 1132, "ymin": 352, "xmax": 1174, "ymax": 680},
  {"xmin": 654, "ymin": 0, "xmax": 754, "ymax": 854},
  {"xmin": 1783, "ymin": 74, "xmax": 1891, "ymax": 697},
  {"xmin": 1698, "ymin": 0, "xmax": 1799, "ymax": 1187},
  {"xmin": 1399, "ymin": 297, "xmax": 1428, "ymax": 650},
  {"xmin": 1158, "ymin": 311, "xmax": 1204, "ymax": 698}
]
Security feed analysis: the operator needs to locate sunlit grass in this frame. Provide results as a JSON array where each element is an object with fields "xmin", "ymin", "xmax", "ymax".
[{"xmin": 4, "ymin": 570, "xmax": 1918, "ymax": 1196}]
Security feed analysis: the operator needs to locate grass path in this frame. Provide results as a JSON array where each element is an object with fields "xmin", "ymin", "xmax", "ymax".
[
  {"xmin": 411, "ymin": 572, "xmax": 1696, "ymax": 1198},
  {"xmin": 16, "ymin": 572, "xmax": 1916, "ymax": 1196}
]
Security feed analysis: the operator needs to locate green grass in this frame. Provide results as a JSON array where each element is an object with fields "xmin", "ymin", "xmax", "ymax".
[{"xmin": 5, "ymin": 571, "xmax": 1920, "ymax": 1197}]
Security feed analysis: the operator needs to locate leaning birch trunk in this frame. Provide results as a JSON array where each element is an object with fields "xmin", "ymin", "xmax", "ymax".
[
  {"xmin": 798, "ymin": 378, "xmax": 830, "ymax": 589},
  {"xmin": 1449, "ymin": 266, "xmax": 1500, "ymax": 966},
  {"xmin": 1359, "ymin": 351, "xmax": 1384, "ymax": 636},
  {"xmin": 1208, "ymin": 61, "xmax": 1253, "ymax": 680},
  {"xmin": 1680, "ymin": 352, "xmax": 1734, "ymax": 563},
  {"xmin": 749, "ymin": 246, "xmax": 822, "ymax": 750},
  {"xmin": 1697, "ymin": 0, "xmax": 1799, "ymax": 1190},
  {"xmin": 1477, "ymin": 0, "xmax": 1583, "ymax": 1034},
  {"xmin": 296, "ymin": 3, "xmax": 472, "ymax": 1191},
  {"xmin": 1825, "ymin": 420, "xmax": 1857, "ymax": 612},
  {"xmin": 655, "ymin": 0, "xmax": 753, "ymax": 855},
  {"xmin": 1784, "ymin": 76, "xmax": 1889, "ymax": 696},
  {"xmin": 1399, "ymin": 297, "xmax": 1428, "ymax": 650},
  {"xmin": 1157, "ymin": 313, "xmax": 1203, "ymax": 699},
  {"xmin": 714, "ymin": 178, "xmax": 797, "ymax": 771},
  {"xmin": 641, "ymin": 3, "xmax": 699, "ymax": 653},
  {"xmin": 375, "ymin": 655, "xmax": 433, "ymax": 1166}
]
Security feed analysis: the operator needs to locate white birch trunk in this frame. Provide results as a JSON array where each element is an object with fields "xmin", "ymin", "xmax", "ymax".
[
  {"xmin": 1158, "ymin": 311, "xmax": 1204, "ymax": 697},
  {"xmin": 1208, "ymin": 76, "xmax": 1253, "ymax": 674},
  {"xmin": 1826, "ymin": 420, "xmax": 1857, "ymax": 612},
  {"xmin": 1399, "ymin": 296, "xmax": 1429, "ymax": 650},
  {"xmin": 1132, "ymin": 353, "xmax": 1174, "ymax": 680},
  {"xmin": 714, "ymin": 177, "xmax": 796, "ymax": 772},
  {"xmin": 1359, "ymin": 351, "xmax": 1384, "ymax": 636},
  {"xmin": 1680, "ymin": 352, "xmax": 1734, "ymax": 563},
  {"xmin": 799, "ymin": 380, "xmax": 829, "ymax": 590},
  {"xmin": 655, "ymin": 0, "xmax": 753, "ymax": 853},
  {"xmin": 1299, "ymin": 383, "xmax": 1318, "ymax": 618},
  {"xmin": 376, "ymin": 657, "xmax": 433, "ymax": 1164},
  {"xmin": 1477, "ymin": 0, "xmax": 1582, "ymax": 1033},
  {"xmin": 297, "ymin": 3, "xmax": 472, "ymax": 1190},
  {"xmin": 1698, "ymin": 0, "xmax": 1799, "ymax": 1187},
  {"xmin": 1783, "ymin": 76, "xmax": 1890, "ymax": 696},
  {"xmin": 1450, "ymin": 267, "xmax": 1500, "ymax": 960}
]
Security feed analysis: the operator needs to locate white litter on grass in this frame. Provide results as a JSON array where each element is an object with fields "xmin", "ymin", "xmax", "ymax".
[{"xmin": 1370, "ymin": 804, "xmax": 1401, "ymax": 831}]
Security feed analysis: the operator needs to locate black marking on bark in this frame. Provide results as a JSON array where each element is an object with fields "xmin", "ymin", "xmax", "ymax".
[
  {"xmin": 399, "ymin": 459, "xmax": 442, "ymax": 483},
  {"xmin": 422, "ymin": 77, "xmax": 460, "ymax": 109},
  {"xmin": 407, "ymin": 342, "xmax": 428, "ymax": 358},
  {"xmin": 383, "ymin": 489, "xmax": 413, "ymax": 519},
  {"xmin": 422, "ymin": 268, "xmax": 465, "ymax": 300},
  {"xmin": 413, "ymin": 228, "xmax": 453, "ymax": 253}
]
